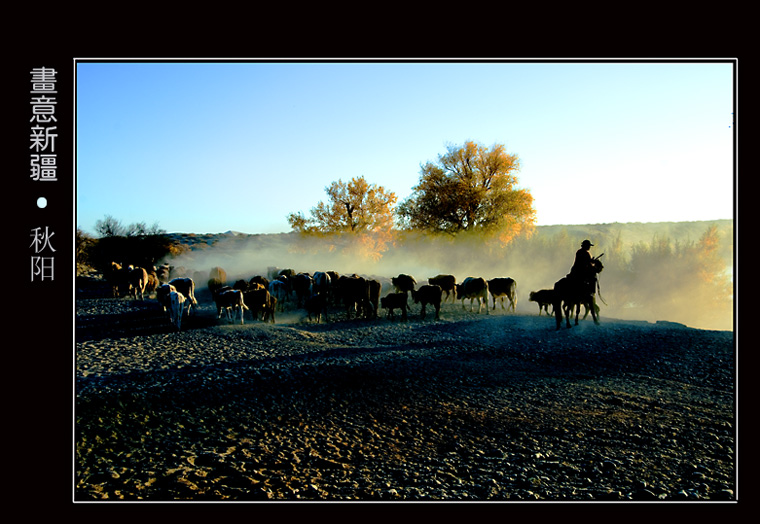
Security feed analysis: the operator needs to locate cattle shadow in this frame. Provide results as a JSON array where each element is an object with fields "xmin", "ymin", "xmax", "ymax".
[{"xmin": 75, "ymin": 300, "xmax": 218, "ymax": 342}]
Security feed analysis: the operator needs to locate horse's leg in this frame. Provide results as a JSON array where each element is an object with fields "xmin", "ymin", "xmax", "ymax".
[
  {"xmin": 574, "ymin": 303, "xmax": 581, "ymax": 325},
  {"xmin": 591, "ymin": 297, "xmax": 599, "ymax": 325}
]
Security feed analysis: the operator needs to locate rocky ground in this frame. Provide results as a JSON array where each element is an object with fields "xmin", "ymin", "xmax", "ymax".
[{"xmin": 74, "ymin": 284, "xmax": 736, "ymax": 503}]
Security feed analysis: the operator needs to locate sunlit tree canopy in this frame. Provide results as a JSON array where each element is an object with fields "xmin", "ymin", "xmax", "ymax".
[
  {"xmin": 288, "ymin": 176, "xmax": 397, "ymax": 234},
  {"xmin": 287, "ymin": 176, "xmax": 398, "ymax": 259},
  {"xmin": 397, "ymin": 141, "xmax": 536, "ymax": 243}
]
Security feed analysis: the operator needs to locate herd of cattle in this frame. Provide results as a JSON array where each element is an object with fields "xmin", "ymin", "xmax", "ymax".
[{"xmin": 103, "ymin": 262, "xmax": 587, "ymax": 332}]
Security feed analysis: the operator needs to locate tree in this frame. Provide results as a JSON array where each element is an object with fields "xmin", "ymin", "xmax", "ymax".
[
  {"xmin": 287, "ymin": 176, "xmax": 398, "ymax": 260},
  {"xmin": 288, "ymin": 176, "xmax": 397, "ymax": 235},
  {"xmin": 397, "ymin": 141, "xmax": 536, "ymax": 243},
  {"xmin": 94, "ymin": 214, "xmax": 125, "ymax": 237}
]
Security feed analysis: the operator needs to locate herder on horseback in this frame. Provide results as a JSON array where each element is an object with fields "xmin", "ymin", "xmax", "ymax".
[
  {"xmin": 570, "ymin": 239, "xmax": 599, "ymax": 285},
  {"xmin": 553, "ymin": 239, "xmax": 605, "ymax": 329}
]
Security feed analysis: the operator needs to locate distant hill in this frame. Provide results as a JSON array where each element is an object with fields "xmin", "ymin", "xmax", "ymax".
[{"xmin": 168, "ymin": 219, "xmax": 734, "ymax": 258}]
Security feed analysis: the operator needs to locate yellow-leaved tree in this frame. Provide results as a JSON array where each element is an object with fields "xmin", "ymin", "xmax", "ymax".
[
  {"xmin": 396, "ymin": 140, "xmax": 536, "ymax": 245},
  {"xmin": 287, "ymin": 176, "xmax": 398, "ymax": 260}
]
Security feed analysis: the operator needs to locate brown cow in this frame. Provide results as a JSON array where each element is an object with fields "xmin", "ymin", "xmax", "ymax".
[
  {"xmin": 127, "ymin": 266, "xmax": 149, "ymax": 300},
  {"xmin": 428, "ymin": 274, "xmax": 457, "ymax": 304},
  {"xmin": 212, "ymin": 287, "xmax": 249, "ymax": 325},
  {"xmin": 243, "ymin": 287, "xmax": 276, "ymax": 323}
]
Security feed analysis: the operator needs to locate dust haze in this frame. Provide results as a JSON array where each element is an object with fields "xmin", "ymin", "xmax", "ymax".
[{"xmin": 161, "ymin": 221, "xmax": 734, "ymax": 332}]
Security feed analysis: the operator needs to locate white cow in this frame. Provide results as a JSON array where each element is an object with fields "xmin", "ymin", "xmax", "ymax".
[
  {"xmin": 168, "ymin": 277, "xmax": 198, "ymax": 316},
  {"xmin": 169, "ymin": 290, "xmax": 186, "ymax": 331}
]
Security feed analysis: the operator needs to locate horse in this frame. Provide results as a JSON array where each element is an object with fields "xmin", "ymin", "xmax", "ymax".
[{"xmin": 553, "ymin": 254, "xmax": 604, "ymax": 330}]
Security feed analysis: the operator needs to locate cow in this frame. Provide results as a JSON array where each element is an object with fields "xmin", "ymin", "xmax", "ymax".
[
  {"xmin": 169, "ymin": 277, "xmax": 198, "ymax": 316},
  {"xmin": 168, "ymin": 290, "xmax": 186, "ymax": 331},
  {"xmin": 391, "ymin": 274, "xmax": 416, "ymax": 295},
  {"xmin": 249, "ymin": 275, "xmax": 269, "ymax": 290},
  {"xmin": 412, "ymin": 284, "xmax": 442, "ymax": 320},
  {"xmin": 326, "ymin": 271, "xmax": 341, "ymax": 305},
  {"xmin": 293, "ymin": 273, "xmax": 313, "ymax": 308},
  {"xmin": 156, "ymin": 283, "xmax": 177, "ymax": 316},
  {"xmin": 392, "ymin": 273, "xmax": 417, "ymax": 311},
  {"xmin": 367, "ymin": 279, "xmax": 382, "ymax": 319},
  {"xmin": 209, "ymin": 266, "xmax": 227, "ymax": 286},
  {"xmin": 487, "ymin": 277, "xmax": 517, "ymax": 312},
  {"xmin": 243, "ymin": 287, "xmax": 276, "ymax": 323},
  {"xmin": 304, "ymin": 292, "xmax": 327, "ymax": 323},
  {"xmin": 145, "ymin": 269, "xmax": 161, "ymax": 297},
  {"xmin": 313, "ymin": 271, "xmax": 332, "ymax": 303},
  {"xmin": 275, "ymin": 274, "xmax": 293, "ymax": 304},
  {"xmin": 455, "ymin": 277, "xmax": 489, "ymax": 314},
  {"xmin": 337, "ymin": 274, "xmax": 370, "ymax": 320},
  {"xmin": 428, "ymin": 274, "xmax": 457, "ymax": 304},
  {"xmin": 212, "ymin": 287, "xmax": 249, "ymax": 325},
  {"xmin": 381, "ymin": 292, "xmax": 408, "ymax": 321},
  {"xmin": 278, "ymin": 268, "xmax": 296, "ymax": 279},
  {"xmin": 268, "ymin": 279, "xmax": 288, "ymax": 312},
  {"xmin": 207, "ymin": 277, "xmax": 226, "ymax": 300},
  {"xmin": 127, "ymin": 266, "xmax": 149, "ymax": 300},
  {"xmin": 529, "ymin": 289, "xmax": 555, "ymax": 316},
  {"xmin": 104, "ymin": 262, "xmax": 128, "ymax": 297}
]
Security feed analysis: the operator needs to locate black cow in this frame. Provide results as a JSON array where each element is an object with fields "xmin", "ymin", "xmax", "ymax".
[
  {"xmin": 381, "ymin": 293, "xmax": 408, "ymax": 321},
  {"xmin": 529, "ymin": 289, "xmax": 555, "ymax": 316},
  {"xmin": 412, "ymin": 285, "xmax": 442, "ymax": 320},
  {"xmin": 367, "ymin": 278, "xmax": 382, "ymax": 319},
  {"xmin": 293, "ymin": 273, "xmax": 313, "ymax": 308},
  {"xmin": 304, "ymin": 292, "xmax": 327, "ymax": 323},
  {"xmin": 313, "ymin": 272, "xmax": 332, "ymax": 304},
  {"xmin": 249, "ymin": 275, "xmax": 269, "ymax": 290},
  {"xmin": 337, "ymin": 275, "xmax": 370, "ymax": 320}
]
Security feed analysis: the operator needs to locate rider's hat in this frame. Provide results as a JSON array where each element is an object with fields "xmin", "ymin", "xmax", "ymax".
[{"xmin": 581, "ymin": 239, "xmax": 594, "ymax": 247}]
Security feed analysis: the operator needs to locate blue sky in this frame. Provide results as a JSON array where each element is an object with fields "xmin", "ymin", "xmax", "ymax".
[{"xmin": 76, "ymin": 60, "xmax": 735, "ymax": 236}]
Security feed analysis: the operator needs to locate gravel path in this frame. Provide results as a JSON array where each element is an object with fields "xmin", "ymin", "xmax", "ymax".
[{"xmin": 75, "ymin": 297, "xmax": 735, "ymax": 502}]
